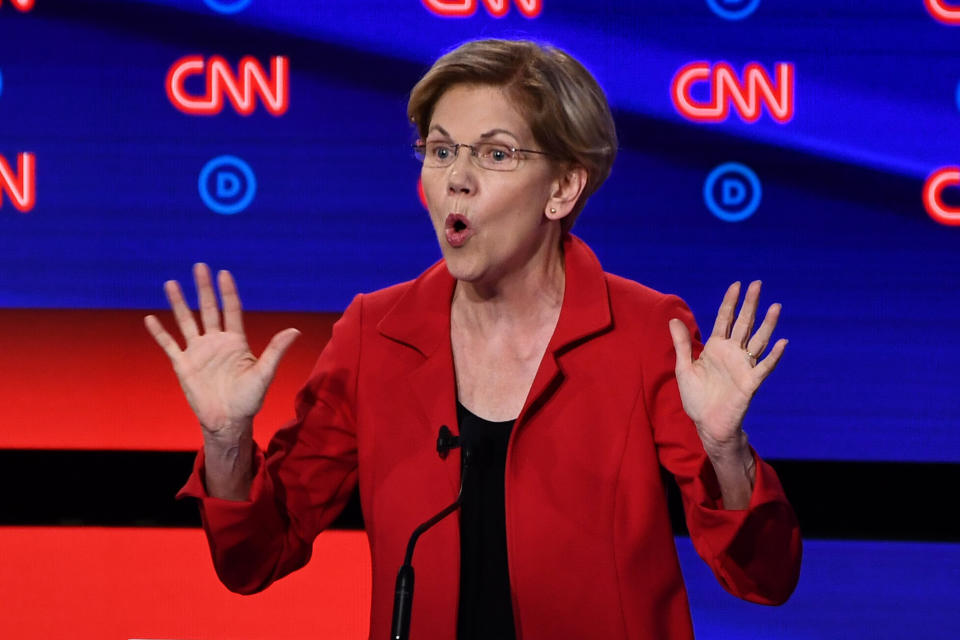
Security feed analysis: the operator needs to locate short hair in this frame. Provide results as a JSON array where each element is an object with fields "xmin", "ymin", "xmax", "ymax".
[{"xmin": 407, "ymin": 39, "xmax": 617, "ymax": 231}]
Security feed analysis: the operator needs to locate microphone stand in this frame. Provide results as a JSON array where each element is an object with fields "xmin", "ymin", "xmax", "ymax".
[{"xmin": 389, "ymin": 427, "xmax": 470, "ymax": 640}]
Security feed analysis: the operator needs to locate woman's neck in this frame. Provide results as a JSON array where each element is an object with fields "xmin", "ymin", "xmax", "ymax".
[{"xmin": 452, "ymin": 236, "xmax": 566, "ymax": 334}]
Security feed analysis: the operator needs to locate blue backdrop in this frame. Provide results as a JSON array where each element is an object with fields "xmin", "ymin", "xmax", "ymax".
[{"xmin": 1, "ymin": 0, "xmax": 958, "ymax": 464}]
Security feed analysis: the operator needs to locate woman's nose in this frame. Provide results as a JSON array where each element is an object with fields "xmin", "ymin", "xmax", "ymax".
[
  {"xmin": 447, "ymin": 178, "xmax": 471, "ymax": 194},
  {"xmin": 447, "ymin": 150, "xmax": 475, "ymax": 194}
]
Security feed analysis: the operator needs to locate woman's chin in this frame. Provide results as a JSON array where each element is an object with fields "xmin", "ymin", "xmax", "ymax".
[
  {"xmin": 441, "ymin": 252, "xmax": 485, "ymax": 283},
  {"xmin": 444, "ymin": 262, "xmax": 482, "ymax": 284}
]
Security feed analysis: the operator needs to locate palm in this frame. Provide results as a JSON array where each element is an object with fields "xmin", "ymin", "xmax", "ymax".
[
  {"xmin": 145, "ymin": 264, "xmax": 299, "ymax": 440},
  {"xmin": 669, "ymin": 281, "xmax": 787, "ymax": 453},
  {"xmin": 172, "ymin": 331, "xmax": 266, "ymax": 431}
]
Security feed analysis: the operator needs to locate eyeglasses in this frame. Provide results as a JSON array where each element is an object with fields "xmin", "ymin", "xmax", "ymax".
[{"xmin": 413, "ymin": 141, "xmax": 551, "ymax": 172}]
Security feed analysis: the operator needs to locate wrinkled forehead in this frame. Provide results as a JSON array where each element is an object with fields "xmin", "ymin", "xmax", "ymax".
[{"xmin": 427, "ymin": 84, "xmax": 534, "ymax": 145}]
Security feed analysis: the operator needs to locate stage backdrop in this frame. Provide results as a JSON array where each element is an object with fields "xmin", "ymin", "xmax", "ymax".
[{"xmin": 1, "ymin": 1, "xmax": 957, "ymax": 638}]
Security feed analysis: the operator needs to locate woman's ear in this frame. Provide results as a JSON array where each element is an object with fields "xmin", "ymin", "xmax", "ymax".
[{"xmin": 546, "ymin": 165, "xmax": 588, "ymax": 221}]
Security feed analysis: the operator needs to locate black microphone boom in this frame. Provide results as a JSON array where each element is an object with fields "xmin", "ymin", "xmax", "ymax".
[{"xmin": 389, "ymin": 426, "xmax": 469, "ymax": 640}]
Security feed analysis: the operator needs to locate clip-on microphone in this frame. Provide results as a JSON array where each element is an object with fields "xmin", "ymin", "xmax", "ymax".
[
  {"xmin": 389, "ymin": 425, "xmax": 470, "ymax": 640},
  {"xmin": 436, "ymin": 425, "xmax": 459, "ymax": 459}
]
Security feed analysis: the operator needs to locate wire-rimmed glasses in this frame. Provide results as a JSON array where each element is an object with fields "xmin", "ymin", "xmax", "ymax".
[{"xmin": 413, "ymin": 141, "xmax": 551, "ymax": 172}]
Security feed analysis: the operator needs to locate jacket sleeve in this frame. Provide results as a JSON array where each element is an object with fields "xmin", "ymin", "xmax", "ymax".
[
  {"xmin": 644, "ymin": 294, "xmax": 802, "ymax": 605},
  {"xmin": 176, "ymin": 294, "xmax": 364, "ymax": 594}
]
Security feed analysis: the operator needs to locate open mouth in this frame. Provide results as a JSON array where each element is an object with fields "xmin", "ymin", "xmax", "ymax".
[
  {"xmin": 446, "ymin": 213, "xmax": 469, "ymax": 230},
  {"xmin": 445, "ymin": 213, "xmax": 472, "ymax": 247}
]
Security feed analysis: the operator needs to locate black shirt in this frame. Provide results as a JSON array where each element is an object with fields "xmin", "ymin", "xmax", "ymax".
[{"xmin": 456, "ymin": 400, "xmax": 517, "ymax": 640}]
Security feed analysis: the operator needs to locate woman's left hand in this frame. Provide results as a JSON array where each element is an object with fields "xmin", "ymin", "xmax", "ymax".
[{"xmin": 668, "ymin": 281, "xmax": 787, "ymax": 459}]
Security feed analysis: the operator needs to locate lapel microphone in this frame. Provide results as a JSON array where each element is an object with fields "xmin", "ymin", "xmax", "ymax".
[
  {"xmin": 390, "ymin": 425, "xmax": 471, "ymax": 640},
  {"xmin": 436, "ymin": 425, "xmax": 459, "ymax": 459}
]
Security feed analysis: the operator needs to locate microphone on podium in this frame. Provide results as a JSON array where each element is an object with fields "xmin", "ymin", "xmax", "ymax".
[{"xmin": 390, "ymin": 426, "xmax": 471, "ymax": 640}]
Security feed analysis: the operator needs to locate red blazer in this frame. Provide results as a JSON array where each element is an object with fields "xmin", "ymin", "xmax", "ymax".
[{"xmin": 179, "ymin": 234, "xmax": 801, "ymax": 640}]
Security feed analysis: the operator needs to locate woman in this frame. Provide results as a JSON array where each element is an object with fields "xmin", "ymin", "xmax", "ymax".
[{"xmin": 145, "ymin": 39, "xmax": 800, "ymax": 640}]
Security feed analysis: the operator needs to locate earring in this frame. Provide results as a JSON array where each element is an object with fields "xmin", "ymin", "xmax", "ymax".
[{"xmin": 550, "ymin": 207, "xmax": 557, "ymax": 214}]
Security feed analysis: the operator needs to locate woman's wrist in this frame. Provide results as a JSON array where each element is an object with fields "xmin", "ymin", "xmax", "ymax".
[
  {"xmin": 696, "ymin": 422, "xmax": 751, "ymax": 461},
  {"xmin": 699, "ymin": 429, "xmax": 756, "ymax": 510},
  {"xmin": 203, "ymin": 432, "xmax": 255, "ymax": 501}
]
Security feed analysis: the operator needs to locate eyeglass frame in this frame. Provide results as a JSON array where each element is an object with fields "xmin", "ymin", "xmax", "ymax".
[{"xmin": 412, "ymin": 140, "xmax": 553, "ymax": 172}]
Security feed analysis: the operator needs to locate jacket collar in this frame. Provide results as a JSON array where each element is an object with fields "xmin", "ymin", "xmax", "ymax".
[{"xmin": 376, "ymin": 233, "xmax": 612, "ymax": 355}]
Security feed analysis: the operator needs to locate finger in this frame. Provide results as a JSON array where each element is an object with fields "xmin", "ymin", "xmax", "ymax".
[
  {"xmin": 710, "ymin": 281, "xmax": 741, "ymax": 339},
  {"xmin": 753, "ymin": 338, "xmax": 787, "ymax": 381},
  {"xmin": 219, "ymin": 270, "xmax": 245, "ymax": 335},
  {"xmin": 746, "ymin": 302, "xmax": 781, "ymax": 359},
  {"xmin": 668, "ymin": 318, "xmax": 694, "ymax": 375},
  {"xmin": 144, "ymin": 314, "xmax": 182, "ymax": 362},
  {"xmin": 255, "ymin": 328, "xmax": 301, "ymax": 386},
  {"xmin": 164, "ymin": 279, "xmax": 199, "ymax": 342},
  {"xmin": 730, "ymin": 280, "xmax": 761, "ymax": 346},
  {"xmin": 194, "ymin": 262, "xmax": 222, "ymax": 334}
]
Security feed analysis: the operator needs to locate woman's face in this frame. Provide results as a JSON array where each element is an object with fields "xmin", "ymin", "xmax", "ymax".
[{"xmin": 420, "ymin": 84, "xmax": 562, "ymax": 287}]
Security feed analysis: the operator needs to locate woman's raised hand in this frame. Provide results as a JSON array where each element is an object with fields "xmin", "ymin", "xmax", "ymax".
[
  {"xmin": 668, "ymin": 281, "xmax": 786, "ymax": 458},
  {"xmin": 144, "ymin": 263, "xmax": 300, "ymax": 445}
]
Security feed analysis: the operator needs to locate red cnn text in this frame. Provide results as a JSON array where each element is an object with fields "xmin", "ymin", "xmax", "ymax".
[
  {"xmin": 671, "ymin": 61, "xmax": 795, "ymax": 124},
  {"xmin": 0, "ymin": 153, "xmax": 36, "ymax": 213},
  {"xmin": 166, "ymin": 55, "xmax": 289, "ymax": 116},
  {"xmin": 923, "ymin": 167, "xmax": 960, "ymax": 226},
  {"xmin": 925, "ymin": 0, "xmax": 960, "ymax": 24},
  {"xmin": 0, "ymin": 0, "xmax": 35, "ymax": 11},
  {"xmin": 421, "ymin": 0, "xmax": 542, "ymax": 18}
]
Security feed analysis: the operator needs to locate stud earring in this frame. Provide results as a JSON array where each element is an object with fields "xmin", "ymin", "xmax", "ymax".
[{"xmin": 550, "ymin": 207, "xmax": 557, "ymax": 214}]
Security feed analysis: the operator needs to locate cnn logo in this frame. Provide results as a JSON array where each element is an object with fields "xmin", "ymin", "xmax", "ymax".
[
  {"xmin": 422, "ymin": 0, "xmax": 542, "ymax": 18},
  {"xmin": 166, "ymin": 56, "xmax": 289, "ymax": 116},
  {"xmin": 671, "ymin": 61, "xmax": 794, "ymax": 124},
  {"xmin": 923, "ymin": 167, "xmax": 960, "ymax": 226},
  {"xmin": 0, "ymin": 0, "xmax": 34, "ymax": 10},
  {"xmin": 925, "ymin": 0, "xmax": 960, "ymax": 24},
  {"xmin": 0, "ymin": 153, "xmax": 36, "ymax": 213}
]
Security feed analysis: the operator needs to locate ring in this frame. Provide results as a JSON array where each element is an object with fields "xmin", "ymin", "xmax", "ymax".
[{"xmin": 745, "ymin": 350, "xmax": 756, "ymax": 360}]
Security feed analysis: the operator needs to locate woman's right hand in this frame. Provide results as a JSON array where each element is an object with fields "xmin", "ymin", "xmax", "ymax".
[{"xmin": 144, "ymin": 263, "xmax": 300, "ymax": 446}]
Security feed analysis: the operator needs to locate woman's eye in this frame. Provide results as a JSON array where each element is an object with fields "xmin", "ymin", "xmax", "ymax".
[
  {"xmin": 487, "ymin": 146, "xmax": 511, "ymax": 162},
  {"xmin": 433, "ymin": 145, "xmax": 451, "ymax": 159}
]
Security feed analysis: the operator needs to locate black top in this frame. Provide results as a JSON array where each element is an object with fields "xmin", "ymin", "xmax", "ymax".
[{"xmin": 456, "ymin": 400, "xmax": 517, "ymax": 640}]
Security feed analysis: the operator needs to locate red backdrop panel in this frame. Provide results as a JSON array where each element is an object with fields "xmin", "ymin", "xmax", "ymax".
[
  {"xmin": 0, "ymin": 309, "xmax": 339, "ymax": 450},
  {"xmin": 0, "ymin": 527, "xmax": 371, "ymax": 639}
]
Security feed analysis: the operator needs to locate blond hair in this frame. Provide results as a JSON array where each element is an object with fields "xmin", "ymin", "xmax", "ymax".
[{"xmin": 408, "ymin": 39, "xmax": 617, "ymax": 230}]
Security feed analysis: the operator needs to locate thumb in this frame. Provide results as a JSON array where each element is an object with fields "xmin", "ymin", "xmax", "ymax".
[
  {"xmin": 255, "ymin": 328, "xmax": 301, "ymax": 385},
  {"xmin": 668, "ymin": 318, "xmax": 693, "ymax": 374}
]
